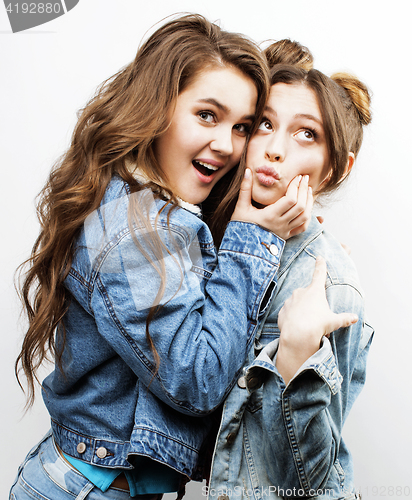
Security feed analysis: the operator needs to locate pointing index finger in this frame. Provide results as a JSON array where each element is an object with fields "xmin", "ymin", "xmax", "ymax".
[{"xmin": 311, "ymin": 256, "xmax": 327, "ymax": 287}]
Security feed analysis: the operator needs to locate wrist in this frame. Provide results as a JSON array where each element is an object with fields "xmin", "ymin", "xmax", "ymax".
[
  {"xmin": 276, "ymin": 338, "xmax": 320, "ymax": 386},
  {"xmin": 278, "ymin": 331, "xmax": 321, "ymax": 364}
]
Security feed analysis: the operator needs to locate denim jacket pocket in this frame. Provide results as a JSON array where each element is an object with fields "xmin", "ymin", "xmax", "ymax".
[{"xmin": 11, "ymin": 430, "xmax": 53, "ymax": 491}]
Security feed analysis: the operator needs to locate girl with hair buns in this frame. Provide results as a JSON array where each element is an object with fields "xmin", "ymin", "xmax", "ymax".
[
  {"xmin": 209, "ymin": 39, "xmax": 315, "ymax": 245},
  {"xmin": 10, "ymin": 17, "xmax": 318, "ymax": 500},
  {"xmin": 208, "ymin": 58, "xmax": 373, "ymax": 499},
  {"xmin": 264, "ymin": 38, "xmax": 314, "ymax": 71}
]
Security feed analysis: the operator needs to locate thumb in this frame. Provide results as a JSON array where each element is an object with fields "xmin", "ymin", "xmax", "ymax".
[
  {"xmin": 236, "ymin": 168, "xmax": 253, "ymax": 210},
  {"xmin": 327, "ymin": 312, "xmax": 358, "ymax": 333}
]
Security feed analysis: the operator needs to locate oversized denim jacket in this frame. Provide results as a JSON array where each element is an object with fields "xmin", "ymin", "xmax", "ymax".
[
  {"xmin": 208, "ymin": 216, "xmax": 374, "ymax": 500},
  {"xmin": 41, "ymin": 176, "xmax": 285, "ymax": 481}
]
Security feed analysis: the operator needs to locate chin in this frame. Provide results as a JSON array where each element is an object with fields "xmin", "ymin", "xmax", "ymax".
[
  {"xmin": 252, "ymin": 190, "xmax": 281, "ymax": 208},
  {"xmin": 180, "ymin": 189, "xmax": 210, "ymax": 206}
]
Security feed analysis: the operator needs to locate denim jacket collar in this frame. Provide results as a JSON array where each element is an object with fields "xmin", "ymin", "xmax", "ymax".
[{"xmin": 278, "ymin": 216, "xmax": 323, "ymax": 278}]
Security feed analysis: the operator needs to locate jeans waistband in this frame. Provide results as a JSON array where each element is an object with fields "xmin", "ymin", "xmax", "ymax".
[{"xmin": 20, "ymin": 432, "xmax": 132, "ymax": 499}]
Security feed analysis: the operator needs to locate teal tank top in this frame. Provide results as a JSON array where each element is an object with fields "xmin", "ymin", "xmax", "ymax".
[{"xmin": 64, "ymin": 453, "xmax": 183, "ymax": 496}]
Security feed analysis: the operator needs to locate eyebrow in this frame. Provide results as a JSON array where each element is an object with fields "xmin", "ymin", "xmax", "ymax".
[
  {"xmin": 265, "ymin": 105, "xmax": 276, "ymax": 115},
  {"xmin": 265, "ymin": 106, "xmax": 322, "ymax": 125},
  {"xmin": 294, "ymin": 113, "xmax": 323, "ymax": 125},
  {"xmin": 198, "ymin": 98, "xmax": 229, "ymax": 113},
  {"xmin": 198, "ymin": 98, "xmax": 255, "ymax": 121}
]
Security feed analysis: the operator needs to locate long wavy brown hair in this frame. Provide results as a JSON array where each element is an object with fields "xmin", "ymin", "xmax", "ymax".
[{"xmin": 15, "ymin": 13, "xmax": 269, "ymax": 406}]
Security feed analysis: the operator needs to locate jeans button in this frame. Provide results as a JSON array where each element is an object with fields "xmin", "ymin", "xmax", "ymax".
[
  {"xmin": 96, "ymin": 447, "xmax": 108, "ymax": 459},
  {"xmin": 77, "ymin": 442, "xmax": 86, "ymax": 454}
]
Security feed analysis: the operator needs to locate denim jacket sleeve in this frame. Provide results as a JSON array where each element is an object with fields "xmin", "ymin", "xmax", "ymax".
[
  {"xmin": 87, "ymin": 202, "xmax": 284, "ymax": 416},
  {"xmin": 244, "ymin": 282, "xmax": 374, "ymax": 493}
]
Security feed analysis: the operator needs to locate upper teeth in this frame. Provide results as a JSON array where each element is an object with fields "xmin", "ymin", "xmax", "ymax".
[{"xmin": 197, "ymin": 161, "xmax": 218, "ymax": 171}]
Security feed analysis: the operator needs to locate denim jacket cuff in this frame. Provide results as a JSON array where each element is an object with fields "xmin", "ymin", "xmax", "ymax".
[
  {"xmin": 244, "ymin": 337, "xmax": 343, "ymax": 395},
  {"xmin": 289, "ymin": 337, "xmax": 343, "ymax": 394},
  {"xmin": 220, "ymin": 220, "xmax": 285, "ymax": 266}
]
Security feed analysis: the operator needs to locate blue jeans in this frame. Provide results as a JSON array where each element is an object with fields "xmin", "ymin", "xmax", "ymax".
[{"xmin": 9, "ymin": 431, "xmax": 163, "ymax": 500}]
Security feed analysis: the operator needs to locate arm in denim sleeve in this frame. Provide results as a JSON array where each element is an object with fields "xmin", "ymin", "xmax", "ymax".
[
  {"xmin": 245, "ymin": 283, "xmax": 373, "ymax": 494},
  {"xmin": 89, "ymin": 211, "xmax": 284, "ymax": 416}
]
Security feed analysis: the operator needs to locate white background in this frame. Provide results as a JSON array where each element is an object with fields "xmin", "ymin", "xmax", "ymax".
[{"xmin": 1, "ymin": 1, "xmax": 411, "ymax": 499}]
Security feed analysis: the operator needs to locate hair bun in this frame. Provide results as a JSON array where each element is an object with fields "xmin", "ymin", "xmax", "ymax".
[
  {"xmin": 331, "ymin": 72, "xmax": 372, "ymax": 126},
  {"xmin": 264, "ymin": 39, "xmax": 314, "ymax": 71}
]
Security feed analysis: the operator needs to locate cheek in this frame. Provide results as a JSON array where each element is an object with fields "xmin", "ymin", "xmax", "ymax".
[
  {"xmin": 295, "ymin": 151, "xmax": 329, "ymax": 186},
  {"xmin": 155, "ymin": 123, "xmax": 181, "ymax": 160},
  {"xmin": 245, "ymin": 138, "xmax": 262, "ymax": 167},
  {"xmin": 309, "ymin": 159, "xmax": 331, "ymax": 189},
  {"xmin": 232, "ymin": 136, "xmax": 247, "ymax": 164},
  {"xmin": 164, "ymin": 114, "xmax": 198, "ymax": 152}
]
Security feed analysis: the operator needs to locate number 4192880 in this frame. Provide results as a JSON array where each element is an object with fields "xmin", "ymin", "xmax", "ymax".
[{"xmin": 5, "ymin": 3, "xmax": 62, "ymax": 14}]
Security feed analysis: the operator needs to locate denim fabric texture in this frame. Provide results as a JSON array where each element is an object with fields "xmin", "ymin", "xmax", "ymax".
[
  {"xmin": 9, "ymin": 432, "xmax": 162, "ymax": 499},
  {"xmin": 208, "ymin": 216, "xmax": 374, "ymax": 500},
  {"xmin": 35, "ymin": 176, "xmax": 284, "ymax": 483}
]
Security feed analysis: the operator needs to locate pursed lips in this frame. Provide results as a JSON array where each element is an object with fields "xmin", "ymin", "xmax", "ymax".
[{"xmin": 255, "ymin": 165, "xmax": 281, "ymax": 186}]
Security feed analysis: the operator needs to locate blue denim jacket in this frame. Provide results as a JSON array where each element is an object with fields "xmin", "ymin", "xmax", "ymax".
[
  {"xmin": 208, "ymin": 216, "xmax": 374, "ymax": 499},
  {"xmin": 41, "ymin": 176, "xmax": 285, "ymax": 481}
]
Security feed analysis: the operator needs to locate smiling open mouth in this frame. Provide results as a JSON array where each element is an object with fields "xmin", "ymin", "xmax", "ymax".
[{"xmin": 192, "ymin": 160, "xmax": 219, "ymax": 177}]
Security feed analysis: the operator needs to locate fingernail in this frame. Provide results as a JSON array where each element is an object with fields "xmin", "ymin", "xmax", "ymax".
[
  {"xmin": 298, "ymin": 175, "xmax": 302, "ymax": 182},
  {"xmin": 304, "ymin": 175, "xmax": 309, "ymax": 183},
  {"xmin": 244, "ymin": 168, "xmax": 251, "ymax": 179}
]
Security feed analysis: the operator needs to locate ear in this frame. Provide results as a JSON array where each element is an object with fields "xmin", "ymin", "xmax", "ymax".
[{"xmin": 340, "ymin": 152, "xmax": 355, "ymax": 183}]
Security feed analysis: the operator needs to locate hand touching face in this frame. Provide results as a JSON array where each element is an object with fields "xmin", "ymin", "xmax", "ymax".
[{"xmin": 246, "ymin": 83, "xmax": 330, "ymax": 207}]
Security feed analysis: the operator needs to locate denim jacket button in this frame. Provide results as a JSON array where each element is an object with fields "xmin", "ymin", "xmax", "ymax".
[
  {"xmin": 76, "ymin": 442, "xmax": 86, "ymax": 454},
  {"xmin": 269, "ymin": 244, "xmax": 279, "ymax": 256},
  {"xmin": 247, "ymin": 377, "xmax": 259, "ymax": 390},
  {"xmin": 237, "ymin": 376, "xmax": 247, "ymax": 389},
  {"xmin": 96, "ymin": 447, "xmax": 108, "ymax": 459},
  {"xmin": 226, "ymin": 432, "xmax": 236, "ymax": 444}
]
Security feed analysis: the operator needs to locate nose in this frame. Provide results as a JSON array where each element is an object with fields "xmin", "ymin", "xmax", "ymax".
[
  {"xmin": 210, "ymin": 126, "xmax": 234, "ymax": 157},
  {"xmin": 265, "ymin": 133, "xmax": 285, "ymax": 162}
]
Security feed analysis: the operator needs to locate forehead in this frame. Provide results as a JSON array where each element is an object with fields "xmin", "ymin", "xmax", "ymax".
[
  {"xmin": 179, "ymin": 66, "xmax": 257, "ymax": 116},
  {"xmin": 268, "ymin": 82, "xmax": 321, "ymax": 119}
]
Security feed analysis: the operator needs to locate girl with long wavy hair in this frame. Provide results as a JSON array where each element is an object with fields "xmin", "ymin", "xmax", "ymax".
[{"xmin": 10, "ymin": 15, "xmax": 320, "ymax": 500}]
